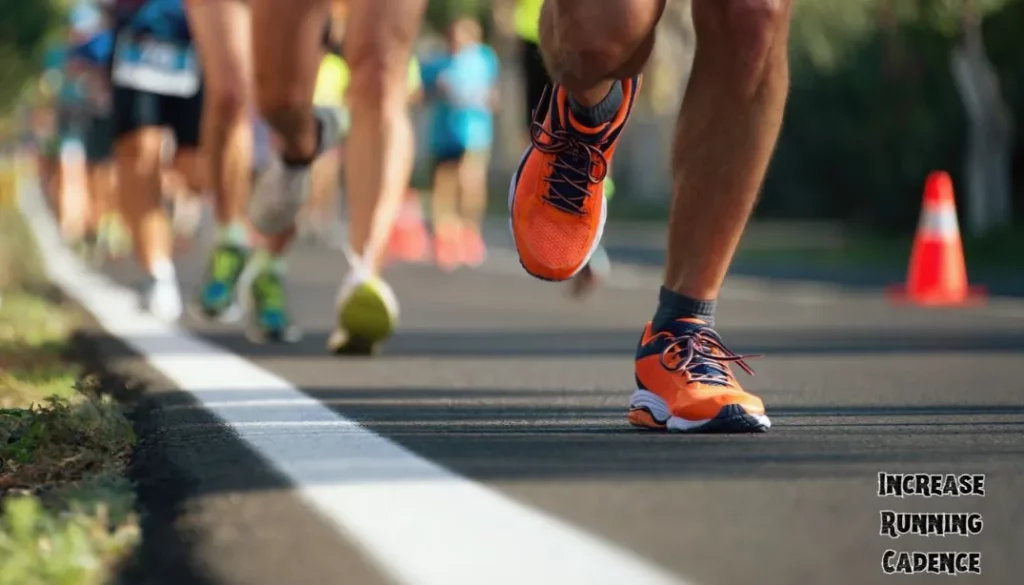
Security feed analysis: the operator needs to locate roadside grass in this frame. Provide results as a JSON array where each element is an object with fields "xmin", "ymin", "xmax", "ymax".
[{"xmin": 0, "ymin": 206, "xmax": 139, "ymax": 585}]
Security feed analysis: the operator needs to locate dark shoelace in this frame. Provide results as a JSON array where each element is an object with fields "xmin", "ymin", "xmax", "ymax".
[
  {"xmin": 659, "ymin": 326, "xmax": 760, "ymax": 386},
  {"xmin": 528, "ymin": 85, "xmax": 609, "ymax": 216}
]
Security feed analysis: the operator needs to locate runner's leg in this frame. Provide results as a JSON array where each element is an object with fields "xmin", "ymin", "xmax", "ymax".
[
  {"xmin": 186, "ymin": 0, "xmax": 253, "ymax": 230},
  {"xmin": 112, "ymin": 87, "xmax": 183, "ymax": 323},
  {"xmin": 248, "ymin": 0, "xmax": 339, "ymax": 237},
  {"xmin": 626, "ymin": 0, "xmax": 790, "ymax": 433},
  {"xmin": 323, "ymin": 0, "xmax": 427, "ymax": 353},
  {"xmin": 242, "ymin": 0, "xmax": 328, "ymax": 342},
  {"xmin": 431, "ymin": 155, "xmax": 461, "ymax": 271},
  {"xmin": 456, "ymin": 150, "xmax": 488, "ymax": 267},
  {"xmin": 343, "ymin": 0, "xmax": 427, "ymax": 272}
]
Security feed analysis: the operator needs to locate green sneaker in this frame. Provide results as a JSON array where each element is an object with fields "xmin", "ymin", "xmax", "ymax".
[
  {"xmin": 327, "ymin": 272, "xmax": 399, "ymax": 356},
  {"xmin": 246, "ymin": 267, "xmax": 301, "ymax": 344},
  {"xmin": 191, "ymin": 243, "xmax": 249, "ymax": 322}
]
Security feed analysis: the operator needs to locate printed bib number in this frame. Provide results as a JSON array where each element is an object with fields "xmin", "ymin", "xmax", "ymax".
[{"xmin": 112, "ymin": 33, "xmax": 199, "ymax": 98}]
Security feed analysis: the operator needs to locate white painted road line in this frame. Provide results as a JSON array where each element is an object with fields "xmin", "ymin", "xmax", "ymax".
[{"xmin": 20, "ymin": 187, "xmax": 692, "ymax": 585}]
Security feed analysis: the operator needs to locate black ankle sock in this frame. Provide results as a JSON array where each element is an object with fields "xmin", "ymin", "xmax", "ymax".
[
  {"xmin": 281, "ymin": 118, "xmax": 323, "ymax": 168},
  {"xmin": 652, "ymin": 286, "xmax": 717, "ymax": 330},
  {"xmin": 568, "ymin": 80, "xmax": 624, "ymax": 127}
]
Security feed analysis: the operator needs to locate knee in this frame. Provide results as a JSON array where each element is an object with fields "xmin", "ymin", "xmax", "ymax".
[
  {"xmin": 541, "ymin": 0, "xmax": 662, "ymax": 84},
  {"xmin": 693, "ymin": 0, "xmax": 790, "ymax": 86},
  {"xmin": 255, "ymin": 66, "xmax": 310, "ymax": 125},
  {"xmin": 206, "ymin": 81, "xmax": 248, "ymax": 122},
  {"xmin": 694, "ymin": 0, "xmax": 789, "ymax": 58},
  {"xmin": 346, "ymin": 43, "xmax": 415, "ymax": 113},
  {"xmin": 114, "ymin": 131, "xmax": 161, "ymax": 172}
]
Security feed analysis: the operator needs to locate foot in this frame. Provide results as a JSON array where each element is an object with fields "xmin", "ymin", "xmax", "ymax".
[
  {"xmin": 567, "ymin": 244, "xmax": 610, "ymax": 299},
  {"xmin": 327, "ymin": 268, "xmax": 399, "ymax": 356},
  {"xmin": 386, "ymin": 195, "xmax": 430, "ymax": 264},
  {"xmin": 191, "ymin": 243, "xmax": 250, "ymax": 323},
  {"xmin": 248, "ymin": 106, "xmax": 347, "ymax": 236},
  {"xmin": 459, "ymin": 224, "xmax": 487, "ymax": 268},
  {"xmin": 509, "ymin": 77, "xmax": 641, "ymax": 281},
  {"xmin": 433, "ymin": 224, "xmax": 461, "ymax": 272},
  {"xmin": 628, "ymin": 318, "xmax": 770, "ymax": 433},
  {"xmin": 246, "ymin": 266, "xmax": 301, "ymax": 344},
  {"xmin": 139, "ymin": 276, "xmax": 183, "ymax": 324}
]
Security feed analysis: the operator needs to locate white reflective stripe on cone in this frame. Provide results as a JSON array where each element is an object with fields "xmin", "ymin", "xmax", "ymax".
[{"xmin": 918, "ymin": 207, "xmax": 959, "ymax": 238}]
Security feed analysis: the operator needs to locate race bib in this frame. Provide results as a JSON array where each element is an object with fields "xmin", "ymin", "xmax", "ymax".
[{"xmin": 112, "ymin": 32, "xmax": 199, "ymax": 98}]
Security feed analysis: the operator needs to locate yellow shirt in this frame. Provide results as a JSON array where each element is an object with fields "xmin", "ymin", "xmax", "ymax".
[
  {"xmin": 314, "ymin": 54, "xmax": 346, "ymax": 107},
  {"xmin": 515, "ymin": 0, "xmax": 543, "ymax": 44},
  {"xmin": 313, "ymin": 54, "xmax": 422, "ymax": 107}
]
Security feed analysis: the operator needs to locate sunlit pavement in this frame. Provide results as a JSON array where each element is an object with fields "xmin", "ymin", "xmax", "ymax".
[{"xmin": 85, "ymin": 228, "xmax": 1024, "ymax": 585}]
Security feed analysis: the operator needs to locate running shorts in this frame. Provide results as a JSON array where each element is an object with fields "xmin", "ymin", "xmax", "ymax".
[
  {"xmin": 84, "ymin": 114, "xmax": 115, "ymax": 163},
  {"xmin": 431, "ymin": 145, "xmax": 490, "ymax": 175},
  {"xmin": 109, "ymin": 28, "xmax": 203, "ymax": 147}
]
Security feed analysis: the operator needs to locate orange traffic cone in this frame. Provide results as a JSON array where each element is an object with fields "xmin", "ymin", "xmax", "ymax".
[{"xmin": 887, "ymin": 171, "xmax": 986, "ymax": 306}]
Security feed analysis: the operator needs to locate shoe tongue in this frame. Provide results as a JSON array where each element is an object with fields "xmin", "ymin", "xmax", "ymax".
[{"xmin": 669, "ymin": 318, "xmax": 728, "ymax": 386}]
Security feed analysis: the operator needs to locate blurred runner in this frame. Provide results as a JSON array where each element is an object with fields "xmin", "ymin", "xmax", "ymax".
[
  {"xmin": 108, "ymin": 0, "xmax": 206, "ymax": 322},
  {"xmin": 159, "ymin": 131, "xmax": 206, "ymax": 248},
  {"xmin": 44, "ymin": 10, "xmax": 97, "ymax": 248},
  {"xmin": 511, "ymin": 0, "xmax": 613, "ymax": 299},
  {"xmin": 509, "ymin": 0, "xmax": 790, "ymax": 433},
  {"xmin": 30, "ymin": 83, "xmax": 61, "ymax": 207},
  {"xmin": 420, "ymin": 16, "xmax": 498, "ymax": 271},
  {"xmin": 185, "ymin": 0, "xmax": 301, "ymax": 343},
  {"xmin": 305, "ymin": 6, "xmax": 428, "ymax": 264},
  {"xmin": 68, "ymin": 11, "xmax": 122, "ymax": 264},
  {"xmin": 382, "ymin": 57, "xmax": 430, "ymax": 267},
  {"xmin": 247, "ymin": 0, "xmax": 424, "ymax": 355}
]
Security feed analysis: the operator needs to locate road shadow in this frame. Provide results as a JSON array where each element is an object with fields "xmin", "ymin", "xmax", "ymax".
[
  {"xmin": 79, "ymin": 324, "xmax": 1024, "ymax": 361},
  {"xmin": 74, "ymin": 322, "xmax": 1024, "ymax": 585},
  {"xmin": 121, "ymin": 380, "xmax": 1024, "ymax": 493}
]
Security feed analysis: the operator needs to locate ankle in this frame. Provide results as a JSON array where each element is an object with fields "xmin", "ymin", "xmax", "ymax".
[
  {"xmin": 651, "ymin": 286, "xmax": 716, "ymax": 329},
  {"xmin": 567, "ymin": 80, "xmax": 624, "ymax": 126},
  {"xmin": 217, "ymin": 221, "xmax": 249, "ymax": 247},
  {"xmin": 150, "ymin": 258, "xmax": 176, "ymax": 283}
]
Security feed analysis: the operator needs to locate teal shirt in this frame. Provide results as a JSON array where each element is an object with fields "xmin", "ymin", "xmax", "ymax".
[{"xmin": 421, "ymin": 43, "xmax": 499, "ymax": 154}]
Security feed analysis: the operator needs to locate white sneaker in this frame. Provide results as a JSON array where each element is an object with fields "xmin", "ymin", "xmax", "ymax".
[
  {"xmin": 140, "ymin": 277, "xmax": 184, "ymax": 324},
  {"xmin": 248, "ymin": 107, "xmax": 347, "ymax": 236},
  {"xmin": 326, "ymin": 264, "xmax": 399, "ymax": 356}
]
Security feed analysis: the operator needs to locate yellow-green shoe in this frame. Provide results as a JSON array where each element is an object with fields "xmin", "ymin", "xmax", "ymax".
[{"xmin": 327, "ymin": 273, "xmax": 399, "ymax": 356}]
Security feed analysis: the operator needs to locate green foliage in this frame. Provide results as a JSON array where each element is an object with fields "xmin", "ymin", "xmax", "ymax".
[
  {"xmin": 0, "ymin": 0, "xmax": 66, "ymax": 116},
  {"xmin": 0, "ymin": 490, "xmax": 139, "ymax": 585},
  {"xmin": 763, "ymin": 0, "xmax": 1023, "ymax": 231},
  {"xmin": 425, "ymin": 0, "xmax": 492, "ymax": 35},
  {"xmin": 0, "ymin": 200, "xmax": 139, "ymax": 585}
]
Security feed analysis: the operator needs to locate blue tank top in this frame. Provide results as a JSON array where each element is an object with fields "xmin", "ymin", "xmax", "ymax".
[{"xmin": 116, "ymin": 0, "xmax": 190, "ymax": 41}]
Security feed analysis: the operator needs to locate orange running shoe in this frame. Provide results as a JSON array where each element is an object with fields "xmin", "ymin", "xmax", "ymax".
[
  {"xmin": 433, "ymin": 224, "xmax": 461, "ymax": 272},
  {"xmin": 459, "ymin": 224, "xmax": 487, "ymax": 268},
  {"xmin": 628, "ymin": 318, "xmax": 771, "ymax": 433},
  {"xmin": 509, "ymin": 77, "xmax": 641, "ymax": 281}
]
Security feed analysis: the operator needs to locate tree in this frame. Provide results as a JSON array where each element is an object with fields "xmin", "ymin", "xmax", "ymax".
[
  {"xmin": 951, "ymin": 0, "xmax": 1014, "ymax": 235},
  {"xmin": 0, "ymin": 0, "xmax": 66, "ymax": 116},
  {"xmin": 763, "ymin": 0, "xmax": 1018, "ymax": 230}
]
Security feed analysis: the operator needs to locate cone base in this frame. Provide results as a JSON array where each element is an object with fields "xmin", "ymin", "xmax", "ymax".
[{"xmin": 885, "ymin": 284, "xmax": 988, "ymax": 307}]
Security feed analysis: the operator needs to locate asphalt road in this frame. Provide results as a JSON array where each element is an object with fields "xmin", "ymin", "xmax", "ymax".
[{"xmin": 84, "ymin": 227, "xmax": 1024, "ymax": 585}]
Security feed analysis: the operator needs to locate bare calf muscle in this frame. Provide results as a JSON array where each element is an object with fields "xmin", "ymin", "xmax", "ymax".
[
  {"xmin": 186, "ymin": 0, "xmax": 254, "ymax": 223},
  {"xmin": 251, "ymin": 0, "xmax": 328, "ymax": 161}
]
